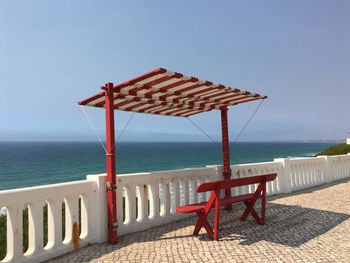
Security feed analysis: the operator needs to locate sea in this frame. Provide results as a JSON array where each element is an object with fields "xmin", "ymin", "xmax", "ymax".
[{"xmin": 0, "ymin": 142, "xmax": 333, "ymax": 191}]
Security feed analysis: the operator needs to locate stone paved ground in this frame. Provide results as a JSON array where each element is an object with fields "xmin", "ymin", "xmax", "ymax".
[{"xmin": 49, "ymin": 179, "xmax": 350, "ymax": 263}]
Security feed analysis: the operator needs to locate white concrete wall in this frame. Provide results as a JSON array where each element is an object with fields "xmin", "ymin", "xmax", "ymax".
[
  {"xmin": 347, "ymin": 138, "xmax": 350, "ymax": 145},
  {"xmin": 0, "ymin": 180, "xmax": 97, "ymax": 263},
  {"xmin": 1, "ymin": 153, "xmax": 350, "ymax": 263}
]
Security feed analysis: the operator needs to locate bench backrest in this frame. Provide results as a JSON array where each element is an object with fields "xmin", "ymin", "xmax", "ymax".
[{"xmin": 197, "ymin": 173, "xmax": 277, "ymax": 193}]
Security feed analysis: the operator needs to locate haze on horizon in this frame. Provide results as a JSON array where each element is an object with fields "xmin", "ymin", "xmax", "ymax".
[{"xmin": 0, "ymin": 1, "xmax": 349, "ymax": 142}]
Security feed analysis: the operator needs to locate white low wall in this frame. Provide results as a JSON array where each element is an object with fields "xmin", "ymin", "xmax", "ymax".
[
  {"xmin": 0, "ymin": 180, "xmax": 97, "ymax": 263},
  {"xmin": 1, "ymin": 153, "xmax": 350, "ymax": 263}
]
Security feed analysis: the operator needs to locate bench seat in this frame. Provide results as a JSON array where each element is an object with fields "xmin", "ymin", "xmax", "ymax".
[
  {"xmin": 176, "ymin": 203, "xmax": 206, "ymax": 213},
  {"xmin": 177, "ymin": 193, "xmax": 255, "ymax": 214}
]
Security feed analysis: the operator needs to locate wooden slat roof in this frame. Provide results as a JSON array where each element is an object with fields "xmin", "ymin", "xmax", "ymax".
[{"xmin": 79, "ymin": 68, "xmax": 266, "ymax": 117}]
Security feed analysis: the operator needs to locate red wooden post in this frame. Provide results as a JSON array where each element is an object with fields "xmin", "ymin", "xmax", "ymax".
[
  {"xmin": 220, "ymin": 106, "xmax": 232, "ymax": 210},
  {"xmin": 261, "ymin": 180, "xmax": 266, "ymax": 224},
  {"xmin": 103, "ymin": 83, "xmax": 118, "ymax": 244},
  {"xmin": 213, "ymin": 190, "xmax": 221, "ymax": 241}
]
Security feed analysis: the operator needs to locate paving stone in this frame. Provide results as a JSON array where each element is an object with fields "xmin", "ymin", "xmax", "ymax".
[{"xmin": 48, "ymin": 179, "xmax": 350, "ymax": 263}]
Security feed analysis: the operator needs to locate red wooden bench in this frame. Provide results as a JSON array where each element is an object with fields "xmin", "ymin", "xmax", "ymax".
[{"xmin": 176, "ymin": 173, "xmax": 277, "ymax": 240}]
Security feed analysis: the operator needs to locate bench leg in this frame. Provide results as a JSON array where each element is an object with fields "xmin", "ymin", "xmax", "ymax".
[
  {"xmin": 241, "ymin": 183, "xmax": 267, "ymax": 225},
  {"xmin": 241, "ymin": 199, "xmax": 262, "ymax": 224},
  {"xmin": 260, "ymin": 182, "xmax": 266, "ymax": 225},
  {"xmin": 240, "ymin": 201, "xmax": 251, "ymax": 222},
  {"xmin": 213, "ymin": 197, "xmax": 220, "ymax": 241},
  {"xmin": 193, "ymin": 211, "xmax": 214, "ymax": 240}
]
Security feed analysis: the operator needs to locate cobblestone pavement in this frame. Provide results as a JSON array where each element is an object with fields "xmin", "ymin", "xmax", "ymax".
[{"xmin": 49, "ymin": 179, "xmax": 350, "ymax": 263}]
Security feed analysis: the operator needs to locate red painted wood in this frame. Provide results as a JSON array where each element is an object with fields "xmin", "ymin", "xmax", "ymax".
[
  {"xmin": 79, "ymin": 68, "xmax": 166, "ymax": 106},
  {"xmin": 173, "ymin": 82, "xmax": 212, "ymax": 95},
  {"xmin": 177, "ymin": 173, "xmax": 277, "ymax": 240},
  {"xmin": 213, "ymin": 190, "xmax": 220, "ymax": 240},
  {"xmin": 78, "ymin": 91, "xmax": 105, "ymax": 105},
  {"xmin": 111, "ymin": 91, "xmax": 215, "ymax": 113},
  {"xmin": 127, "ymin": 74, "xmax": 178, "ymax": 94},
  {"xmin": 220, "ymin": 174, "xmax": 276, "ymax": 188},
  {"xmin": 143, "ymin": 77, "xmax": 198, "ymax": 98},
  {"xmin": 223, "ymin": 96, "xmax": 261, "ymax": 105},
  {"xmin": 113, "ymin": 68, "xmax": 167, "ymax": 91},
  {"xmin": 221, "ymin": 106, "xmax": 232, "ymax": 210},
  {"xmin": 197, "ymin": 174, "xmax": 277, "ymax": 192},
  {"xmin": 104, "ymin": 83, "xmax": 118, "ymax": 244},
  {"xmin": 80, "ymin": 68, "xmax": 267, "ymax": 113},
  {"xmin": 95, "ymin": 93, "xmax": 128, "ymax": 107},
  {"xmin": 113, "ymin": 99, "xmax": 139, "ymax": 109},
  {"xmin": 202, "ymin": 92, "xmax": 245, "ymax": 101},
  {"xmin": 261, "ymin": 180, "xmax": 266, "ymax": 224}
]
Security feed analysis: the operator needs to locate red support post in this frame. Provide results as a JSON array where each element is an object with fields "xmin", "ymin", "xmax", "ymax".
[
  {"xmin": 103, "ymin": 83, "xmax": 118, "ymax": 244},
  {"xmin": 220, "ymin": 106, "xmax": 232, "ymax": 210}
]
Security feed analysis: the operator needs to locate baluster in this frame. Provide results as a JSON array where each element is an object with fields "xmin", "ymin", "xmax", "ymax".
[
  {"xmin": 313, "ymin": 164, "xmax": 317, "ymax": 185},
  {"xmin": 169, "ymin": 180, "xmax": 180, "ymax": 214},
  {"xmin": 294, "ymin": 166, "xmax": 298, "ymax": 189},
  {"xmin": 26, "ymin": 202, "xmax": 43, "ymax": 255},
  {"xmin": 293, "ymin": 165, "xmax": 298, "ymax": 189},
  {"xmin": 47, "ymin": 199, "xmax": 63, "ymax": 249},
  {"xmin": 303, "ymin": 164, "xmax": 308, "ymax": 186},
  {"xmin": 300, "ymin": 165, "xmax": 304, "ymax": 188},
  {"xmin": 188, "ymin": 179, "xmax": 198, "ymax": 204},
  {"xmin": 64, "ymin": 195, "xmax": 79, "ymax": 245},
  {"xmin": 241, "ymin": 172, "xmax": 249, "ymax": 195},
  {"xmin": 197, "ymin": 177, "xmax": 205, "ymax": 203},
  {"xmin": 79, "ymin": 194, "xmax": 89, "ymax": 240},
  {"xmin": 336, "ymin": 160, "xmax": 339, "ymax": 179},
  {"xmin": 4, "ymin": 204, "xmax": 23, "ymax": 262},
  {"xmin": 163, "ymin": 182, "xmax": 171, "ymax": 216},
  {"xmin": 148, "ymin": 183, "xmax": 160, "ymax": 220},
  {"xmin": 159, "ymin": 182, "xmax": 170, "ymax": 217},
  {"xmin": 297, "ymin": 165, "xmax": 302, "ymax": 188},
  {"xmin": 266, "ymin": 180, "xmax": 270, "ymax": 195},
  {"xmin": 136, "ymin": 185, "xmax": 146, "ymax": 222},
  {"xmin": 116, "ymin": 184, "xmax": 124, "ymax": 227},
  {"xmin": 205, "ymin": 177, "xmax": 213, "ymax": 201},
  {"xmin": 290, "ymin": 165, "xmax": 295, "ymax": 190},
  {"xmin": 270, "ymin": 175, "xmax": 275, "ymax": 194},
  {"xmin": 127, "ymin": 185, "xmax": 136, "ymax": 224},
  {"xmin": 308, "ymin": 163, "xmax": 318, "ymax": 186},
  {"xmin": 314, "ymin": 164, "xmax": 319, "ymax": 185},
  {"xmin": 331, "ymin": 160, "xmax": 336, "ymax": 180},
  {"xmin": 180, "ymin": 179, "xmax": 189, "ymax": 205},
  {"xmin": 123, "ymin": 186, "xmax": 131, "ymax": 225}
]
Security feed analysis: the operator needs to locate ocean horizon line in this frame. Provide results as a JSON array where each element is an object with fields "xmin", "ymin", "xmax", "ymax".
[{"xmin": 0, "ymin": 140, "xmax": 342, "ymax": 143}]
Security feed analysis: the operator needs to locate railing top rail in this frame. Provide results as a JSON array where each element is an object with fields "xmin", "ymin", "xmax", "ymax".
[
  {"xmin": 288, "ymin": 157, "xmax": 325, "ymax": 163},
  {"xmin": 0, "ymin": 180, "xmax": 96, "ymax": 206},
  {"xmin": 117, "ymin": 167, "xmax": 218, "ymax": 184},
  {"xmin": 231, "ymin": 161, "xmax": 280, "ymax": 167},
  {"xmin": 117, "ymin": 166, "xmax": 217, "ymax": 177}
]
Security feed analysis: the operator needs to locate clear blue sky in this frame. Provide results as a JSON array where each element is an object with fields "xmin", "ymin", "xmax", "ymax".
[{"xmin": 0, "ymin": 0, "xmax": 349, "ymax": 142}]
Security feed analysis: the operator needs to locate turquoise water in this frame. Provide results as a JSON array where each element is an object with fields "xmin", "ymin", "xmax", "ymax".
[{"xmin": 0, "ymin": 142, "xmax": 333, "ymax": 190}]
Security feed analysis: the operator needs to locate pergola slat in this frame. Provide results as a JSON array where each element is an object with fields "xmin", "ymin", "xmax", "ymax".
[{"xmin": 79, "ymin": 68, "xmax": 266, "ymax": 117}]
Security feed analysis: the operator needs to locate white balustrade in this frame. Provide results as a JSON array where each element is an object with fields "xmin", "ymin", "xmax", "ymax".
[
  {"xmin": 287, "ymin": 157, "xmax": 325, "ymax": 191},
  {"xmin": 0, "ymin": 180, "xmax": 96, "ymax": 263},
  {"xmin": 1, "ymin": 154, "xmax": 350, "ymax": 262},
  {"xmin": 231, "ymin": 161, "xmax": 282, "ymax": 196},
  {"xmin": 115, "ymin": 167, "xmax": 218, "ymax": 236},
  {"xmin": 328, "ymin": 154, "xmax": 350, "ymax": 181}
]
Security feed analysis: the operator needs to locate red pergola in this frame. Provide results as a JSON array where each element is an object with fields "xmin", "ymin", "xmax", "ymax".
[{"xmin": 79, "ymin": 68, "xmax": 266, "ymax": 243}]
